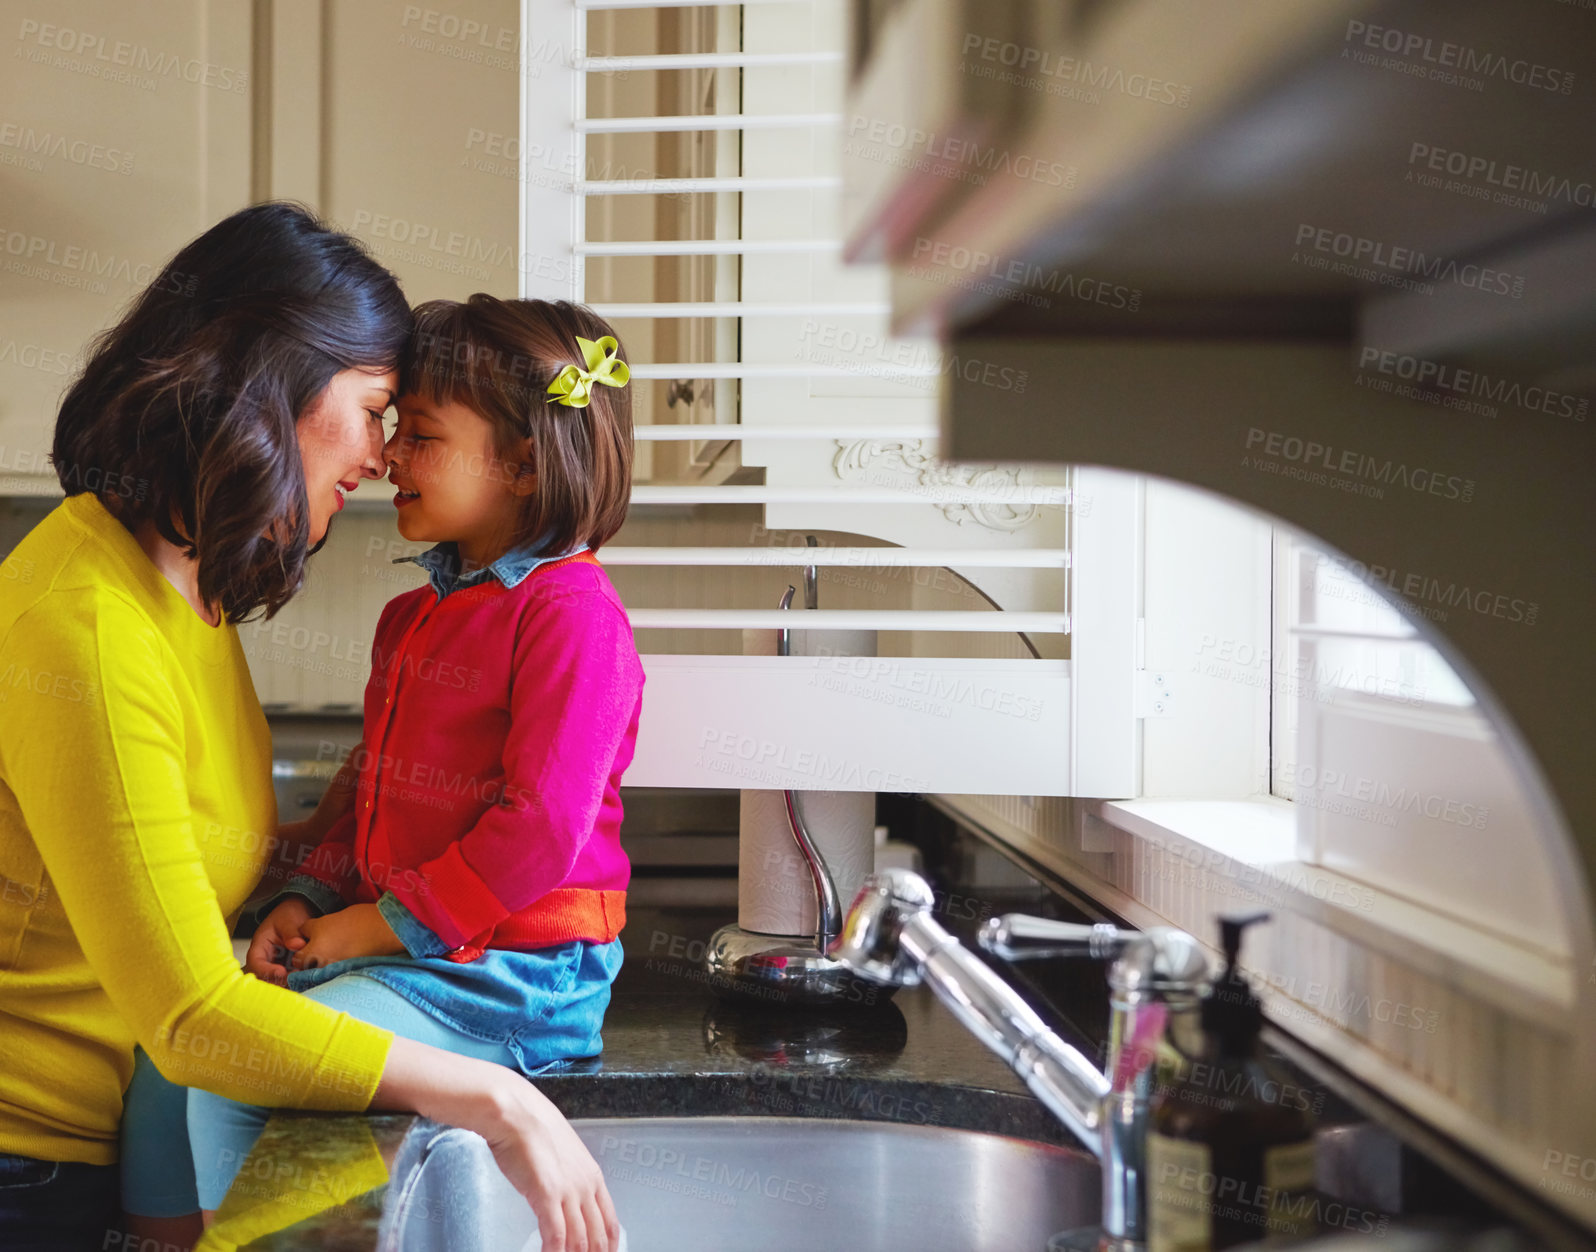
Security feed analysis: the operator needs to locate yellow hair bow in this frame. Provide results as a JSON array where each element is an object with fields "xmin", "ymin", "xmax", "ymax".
[{"xmin": 546, "ymin": 335, "xmax": 630, "ymax": 408}]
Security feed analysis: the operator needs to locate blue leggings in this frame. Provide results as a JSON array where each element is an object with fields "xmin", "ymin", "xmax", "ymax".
[{"xmin": 121, "ymin": 974, "xmax": 523, "ymax": 1217}]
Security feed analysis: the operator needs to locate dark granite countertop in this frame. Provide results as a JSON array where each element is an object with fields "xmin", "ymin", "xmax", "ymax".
[
  {"xmin": 203, "ymin": 901, "xmax": 1094, "ymax": 1249},
  {"xmin": 200, "ymin": 803, "xmax": 1566, "ymax": 1250},
  {"xmin": 530, "ymin": 904, "xmax": 1080, "ymax": 1146}
]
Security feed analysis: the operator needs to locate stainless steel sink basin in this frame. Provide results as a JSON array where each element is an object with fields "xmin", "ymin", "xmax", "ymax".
[{"xmin": 379, "ymin": 1116, "xmax": 1100, "ymax": 1252}]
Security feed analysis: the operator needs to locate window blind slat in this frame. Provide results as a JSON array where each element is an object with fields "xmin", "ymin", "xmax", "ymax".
[
  {"xmin": 578, "ymin": 113, "xmax": 841, "ymax": 133},
  {"xmin": 1291, "ymin": 625, "xmax": 1419, "ymax": 642},
  {"xmin": 592, "ymin": 301, "xmax": 890, "ymax": 318},
  {"xmin": 578, "ymin": 51, "xmax": 841, "ymax": 70},
  {"xmin": 632, "ymin": 424, "xmax": 937, "ymax": 440},
  {"xmin": 631, "ymin": 486, "xmax": 1070, "ymax": 505},
  {"xmin": 577, "ymin": 0, "xmax": 801, "ymax": 8},
  {"xmin": 628, "ymin": 610, "xmax": 1068, "ymax": 633},
  {"xmin": 576, "ymin": 239, "xmax": 838, "ymax": 255},
  {"xmin": 630, "ymin": 362, "xmax": 937, "ymax": 379},
  {"xmin": 577, "ymin": 175, "xmax": 838, "ymax": 194},
  {"xmin": 601, "ymin": 547, "xmax": 1069, "ymax": 568}
]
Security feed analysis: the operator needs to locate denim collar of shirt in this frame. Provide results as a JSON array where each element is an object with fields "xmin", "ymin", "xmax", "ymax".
[{"xmin": 395, "ymin": 538, "xmax": 588, "ymax": 599}]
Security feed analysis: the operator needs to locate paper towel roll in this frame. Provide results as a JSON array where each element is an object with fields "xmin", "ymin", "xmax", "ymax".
[
  {"xmin": 741, "ymin": 627, "xmax": 877, "ymax": 662},
  {"xmin": 791, "ymin": 627, "xmax": 876, "ymax": 666},
  {"xmin": 737, "ymin": 619, "xmax": 878, "ymax": 938},
  {"xmin": 738, "ymin": 788, "xmax": 877, "ymax": 937}
]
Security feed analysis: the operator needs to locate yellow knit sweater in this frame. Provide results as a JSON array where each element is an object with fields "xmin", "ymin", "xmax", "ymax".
[{"xmin": 0, "ymin": 493, "xmax": 392, "ymax": 1165}]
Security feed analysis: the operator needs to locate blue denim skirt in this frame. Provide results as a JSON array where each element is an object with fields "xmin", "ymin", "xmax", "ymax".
[{"xmin": 284, "ymin": 937, "xmax": 624, "ymax": 1075}]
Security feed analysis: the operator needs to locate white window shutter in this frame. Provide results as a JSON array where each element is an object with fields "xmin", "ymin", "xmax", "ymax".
[{"xmin": 520, "ymin": 0, "xmax": 1107, "ymax": 798}]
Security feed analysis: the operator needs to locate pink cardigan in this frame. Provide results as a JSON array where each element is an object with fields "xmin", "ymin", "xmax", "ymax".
[{"xmin": 299, "ymin": 551, "xmax": 643, "ymax": 956}]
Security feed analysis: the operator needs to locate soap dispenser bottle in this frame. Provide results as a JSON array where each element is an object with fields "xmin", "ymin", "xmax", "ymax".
[{"xmin": 1145, "ymin": 912, "xmax": 1317, "ymax": 1251}]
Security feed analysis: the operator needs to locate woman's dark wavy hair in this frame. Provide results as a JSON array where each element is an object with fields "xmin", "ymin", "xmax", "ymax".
[{"xmin": 51, "ymin": 201, "xmax": 411, "ymax": 622}]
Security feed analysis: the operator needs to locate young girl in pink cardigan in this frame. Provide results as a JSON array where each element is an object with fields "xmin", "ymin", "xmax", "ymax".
[{"xmin": 183, "ymin": 296, "xmax": 644, "ymax": 1213}]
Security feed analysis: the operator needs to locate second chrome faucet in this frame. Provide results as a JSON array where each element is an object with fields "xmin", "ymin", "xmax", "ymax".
[{"xmin": 833, "ymin": 867, "xmax": 1212, "ymax": 1252}]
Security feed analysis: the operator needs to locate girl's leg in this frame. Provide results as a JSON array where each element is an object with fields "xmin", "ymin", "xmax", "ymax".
[
  {"xmin": 119, "ymin": 1045, "xmax": 203, "ymax": 1244},
  {"xmin": 186, "ymin": 974, "xmax": 516, "ymax": 1212}
]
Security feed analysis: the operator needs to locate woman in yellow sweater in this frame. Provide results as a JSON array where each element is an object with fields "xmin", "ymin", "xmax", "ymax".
[{"xmin": 0, "ymin": 203, "xmax": 618, "ymax": 1252}]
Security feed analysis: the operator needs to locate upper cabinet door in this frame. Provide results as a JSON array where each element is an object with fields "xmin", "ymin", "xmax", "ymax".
[
  {"xmin": 319, "ymin": 0, "xmax": 521, "ymax": 301},
  {"xmin": 0, "ymin": 0, "xmax": 524, "ymax": 496},
  {"xmin": 0, "ymin": 1, "xmax": 252, "ymax": 492}
]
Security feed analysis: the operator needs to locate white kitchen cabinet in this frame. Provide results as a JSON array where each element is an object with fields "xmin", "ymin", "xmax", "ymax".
[
  {"xmin": 0, "ymin": 0, "xmax": 521, "ymax": 498},
  {"xmin": 0, "ymin": 1, "xmax": 251, "ymax": 492}
]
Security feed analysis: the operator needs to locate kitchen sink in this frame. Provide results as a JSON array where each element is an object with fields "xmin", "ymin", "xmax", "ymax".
[{"xmin": 378, "ymin": 1115, "xmax": 1100, "ymax": 1252}]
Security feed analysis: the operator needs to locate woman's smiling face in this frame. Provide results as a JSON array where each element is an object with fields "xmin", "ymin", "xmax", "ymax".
[{"xmin": 296, "ymin": 368, "xmax": 397, "ymax": 543}]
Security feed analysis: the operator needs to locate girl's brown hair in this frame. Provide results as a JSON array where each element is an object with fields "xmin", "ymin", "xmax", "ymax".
[
  {"xmin": 51, "ymin": 201, "xmax": 412, "ymax": 622},
  {"xmin": 401, "ymin": 296, "xmax": 634, "ymax": 556}
]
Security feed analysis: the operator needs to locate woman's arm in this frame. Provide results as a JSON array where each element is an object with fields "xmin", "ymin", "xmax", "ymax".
[
  {"xmin": 3, "ymin": 599, "xmax": 391, "ymax": 1109},
  {"xmin": 245, "ymin": 775, "xmax": 367, "ymax": 982},
  {"xmin": 3, "ymin": 600, "xmax": 618, "ymax": 1250},
  {"xmin": 374, "ymin": 1039, "xmax": 620, "ymax": 1251}
]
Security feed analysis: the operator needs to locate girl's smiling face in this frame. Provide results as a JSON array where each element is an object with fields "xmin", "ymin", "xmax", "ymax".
[{"xmin": 384, "ymin": 395, "xmax": 535, "ymax": 567}]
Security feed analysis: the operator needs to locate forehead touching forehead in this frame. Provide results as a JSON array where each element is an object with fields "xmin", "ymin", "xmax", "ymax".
[
  {"xmin": 402, "ymin": 300, "xmax": 540, "ymax": 417},
  {"xmin": 395, "ymin": 393, "xmax": 440, "ymax": 419},
  {"xmin": 394, "ymin": 392, "xmax": 493, "ymax": 436}
]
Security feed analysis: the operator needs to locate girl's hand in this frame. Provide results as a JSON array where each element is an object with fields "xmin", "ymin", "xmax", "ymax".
[
  {"xmin": 245, "ymin": 897, "xmax": 313, "ymax": 986},
  {"xmin": 292, "ymin": 903, "xmax": 405, "ymax": 970}
]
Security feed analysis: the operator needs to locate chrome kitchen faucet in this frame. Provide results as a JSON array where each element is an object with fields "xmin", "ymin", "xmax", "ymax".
[{"xmin": 832, "ymin": 868, "xmax": 1212, "ymax": 1251}]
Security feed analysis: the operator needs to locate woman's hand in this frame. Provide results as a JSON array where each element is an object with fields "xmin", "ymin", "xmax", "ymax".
[
  {"xmin": 244, "ymin": 897, "xmax": 313, "ymax": 986},
  {"xmin": 292, "ymin": 903, "xmax": 405, "ymax": 971},
  {"xmin": 477, "ymin": 1076, "xmax": 621, "ymax": 1252},
  {"xmin": 374, "ymin": 1039, "xmax": 621, "ymax": 1252}
]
